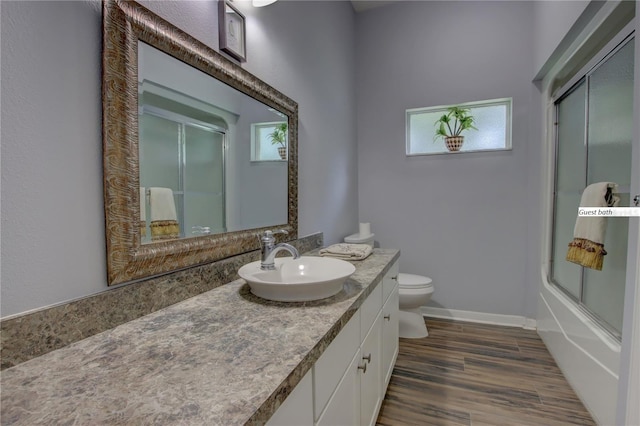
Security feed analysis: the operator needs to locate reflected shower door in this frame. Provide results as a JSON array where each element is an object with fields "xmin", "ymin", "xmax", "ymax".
[
  {"xmin": 139, "ymin": 109, "xmax": 226, "ymax": 241},
  {"xmin": 184, "ymin": 124, "xmax": 226, "ymax": 235}
]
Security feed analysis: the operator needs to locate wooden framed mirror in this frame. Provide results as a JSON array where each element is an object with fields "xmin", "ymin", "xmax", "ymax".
[{"xmin": 102, "ymin": 0, "xmax": 298, "ymax": 285}]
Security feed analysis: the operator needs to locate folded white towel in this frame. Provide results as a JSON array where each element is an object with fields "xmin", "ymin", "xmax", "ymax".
[
  {"xmin": 149, "ymin": 187, "xmax": 179, "ymax": 240},
  {"xmin": 319, "ymin": 243, "xmax": 372, "ymax": 260},
  {"xmin": 150, "ymin": 187, "xmax": 177, "ymax": 222},
  {"xmin": 566, "ymin": 182, "xmax": 619, "ymax": 271}
]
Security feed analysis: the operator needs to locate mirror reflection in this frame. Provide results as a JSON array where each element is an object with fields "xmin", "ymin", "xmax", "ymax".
[
  {"xmin": 138, "ymin": 41, "xmax": 289, "ymax": 243},
  {"xmin": 102, "ymin": 0, "xmax": 298, "ymax": 285}
]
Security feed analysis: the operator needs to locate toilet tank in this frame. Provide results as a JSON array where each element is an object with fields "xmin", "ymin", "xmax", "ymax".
[{"xmin": 344, "ymin": 233, "xmax": 375, "ymax": 248}]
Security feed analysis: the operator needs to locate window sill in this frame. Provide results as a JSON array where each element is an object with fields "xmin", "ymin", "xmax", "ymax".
[{"xmin": 406, "ymin": 147, "xmax": 512, "ymax": 157}]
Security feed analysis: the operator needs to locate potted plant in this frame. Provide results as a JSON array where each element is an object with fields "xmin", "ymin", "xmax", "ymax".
[
  {"xmin": 268, "ymin": 122, "xmax": 288, "ymax": 160},
  {"xmin": 434, "ymin": 106, "xmax": 478, "ymax": 152}
]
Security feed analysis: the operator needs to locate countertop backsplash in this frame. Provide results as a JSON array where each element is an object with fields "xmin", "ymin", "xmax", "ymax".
[{"xmin": 0, "ymin": 233, "xmax": 323, "ymax": 370}]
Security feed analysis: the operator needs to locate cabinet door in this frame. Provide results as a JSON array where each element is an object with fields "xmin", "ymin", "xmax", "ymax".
[
  {"xmin": 266, "ymin": 370, "xmax": 313, "ymax": 426},
  {"xmin": 360, "ymin": 313, "xmax": 382, "ymax": 426},
  {"xmin": 382, "ymin": 261, "xmax": 399, "ymax": 303},
  {"xmin": 316, "ymin": 349, "xmax": 361, "ymax": 426},
  {"xmin": 381, "ymin": 286, "xmax": 399, "ymax": 389},
  {"xmin": 314, "ymin": 311, "xmax": 360, "ymax": 420}
]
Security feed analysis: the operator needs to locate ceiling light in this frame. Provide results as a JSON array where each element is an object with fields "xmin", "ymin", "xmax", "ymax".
[{"xmin": 252, "ymin": 0, "xmax": 277, "ymax": 7}]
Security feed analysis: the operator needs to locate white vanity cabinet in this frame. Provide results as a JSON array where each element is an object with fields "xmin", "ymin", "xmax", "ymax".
[
  {"xmin": 381, "ymin": 261, "xmax": 400, "ymax": 388},
  {"xmin": 266, "ymin": 370, "xmax": 314, "ymax": 426},
  {"xmin": 359, "ymin": 311, "xmax": 383, "ymax": 426},
  {"xmin": 268, "ymin": 260, "xmax": 400, "ymax": 426}
]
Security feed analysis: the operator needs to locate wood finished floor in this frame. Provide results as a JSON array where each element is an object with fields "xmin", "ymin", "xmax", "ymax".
[{"xmin": 376, "ymin": 317, "xmax": 595, "ymax": 426}]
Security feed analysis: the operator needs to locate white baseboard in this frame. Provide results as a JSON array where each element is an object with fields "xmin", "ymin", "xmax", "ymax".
[{"xmin": 420, "ymin": 306, "xmax": 537, "ymax": 330}]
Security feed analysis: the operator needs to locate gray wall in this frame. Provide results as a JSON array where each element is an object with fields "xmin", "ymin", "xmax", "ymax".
[
  {"xmin": 532, "ymin": 0, "xmax": 591, "ymax": 77},
  {"xmin": 524, "ymin": 0, "xmax": 593, "ymax": 324},
  {"xmin": 356, "ymin": 1, "xmax": 537, "ymax": 317},
  {"xmin": 0, "ymin": 0, "xmax": 358, "ymax": 317}
]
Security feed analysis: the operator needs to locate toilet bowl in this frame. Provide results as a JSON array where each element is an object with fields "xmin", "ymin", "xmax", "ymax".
[
  {"xmin": 340, "ymin": 232, "xmax": 433, "ymax": 338},
  {"xmin": 397, "ymin": 273, "xmax": 434, "ymax": 338}
]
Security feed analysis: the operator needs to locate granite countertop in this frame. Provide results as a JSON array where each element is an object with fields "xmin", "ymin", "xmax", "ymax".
[{"xmin": 1, "ymin": 249, "xmax": 399, "ymax": 425}]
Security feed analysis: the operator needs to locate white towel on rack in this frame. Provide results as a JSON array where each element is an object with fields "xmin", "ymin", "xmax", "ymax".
[
  {"xmin": 149, "ymin": 187, "xmax": 179, "ymax": 240},
  {"xmin": 566, "ymin": 182, "xmax": 619, "ymax": 271}
]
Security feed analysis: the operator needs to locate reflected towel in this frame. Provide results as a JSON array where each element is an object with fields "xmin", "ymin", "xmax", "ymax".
[
  {"xmin": 319, "ymin": 243, "xmax": 372, "ymax": 260},
  {"xmin": 149, "ymin": 187, "xmax": 180, "ymax": 241},
  {"xmin": 140, "ymin": 187, "xmax": 147, "ymax": 238},
  {"xmin": 566, "ymin": 182, "xmax": 619, "ymax": 271}
]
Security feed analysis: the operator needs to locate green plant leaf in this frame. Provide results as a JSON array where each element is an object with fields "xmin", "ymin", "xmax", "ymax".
[
  {"xmin": 434, "ymin": 105, "xmax": 478, "ymax": 140},
  {"xmin": 268, "ymin": 122, "xmax": 288, "ymax": 147}
]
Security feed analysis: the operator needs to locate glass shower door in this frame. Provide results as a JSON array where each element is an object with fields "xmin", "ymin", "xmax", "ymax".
[
  {"xmin": 184, "ymin": 124, "xmax": 226, "ymax": 235},
  {"xmin": 550, "ymin": 35, "xmax": 635, "ymax": 337},
  {"xmin": 582, "ymin": 37, "xmax": 635, "ymax": 333},
  {"xmin": 139, "ymin": 108, "xmax": 227, "ymax": 241},
  {"xmin": 551, "ymin": 81, "xmax": 587, "ymax": 300},
  {"xmin": 139, "ymin": 113, "xmax": 181, "ymax": 244}
]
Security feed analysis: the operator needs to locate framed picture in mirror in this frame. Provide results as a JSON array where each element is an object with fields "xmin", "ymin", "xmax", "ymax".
[{"xmin": 219, "ymin": 0, "xmax": 246, "ymax": 62}]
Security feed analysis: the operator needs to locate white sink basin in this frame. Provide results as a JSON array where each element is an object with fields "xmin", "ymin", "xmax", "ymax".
[{"xmin": 238, "ymin": 256, "xmax": 356, "ymax": 302}]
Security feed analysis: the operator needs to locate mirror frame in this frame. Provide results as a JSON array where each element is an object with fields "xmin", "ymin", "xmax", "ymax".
[{"xmin": 102, "ymin": 0, "xmax": 298, "ymax": 285}]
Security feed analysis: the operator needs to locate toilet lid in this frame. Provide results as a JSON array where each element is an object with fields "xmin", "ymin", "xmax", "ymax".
[{"xmin": 397, "ymin": 273, "xmax": 432, "ymax": 289}]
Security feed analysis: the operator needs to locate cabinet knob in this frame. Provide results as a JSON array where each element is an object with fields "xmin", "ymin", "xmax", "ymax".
[
  {"xmin": 384, "ymin": 314, "xmax": 391, "ymax": 321},
  {"xmin": 362, "ymin": 353, "xmax": 371, "ymax": 363},
  {"xmin": 358, "ymin": 362, "xmax": 367, "ymax": 374},
  {"xmin": 391, "ymin": 276, "xmax": 398, "ymax": 281}
]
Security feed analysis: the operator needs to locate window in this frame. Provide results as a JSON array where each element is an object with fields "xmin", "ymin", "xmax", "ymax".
[
  {"xmin": 406, "ymin": 98, "xmax": 512, "ymax": 155},
  {"xmin": 251, "ymin": 121, "xmax": 287, "ymax": 161}
]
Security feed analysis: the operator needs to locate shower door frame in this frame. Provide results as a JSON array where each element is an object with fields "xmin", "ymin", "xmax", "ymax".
[
  {"xmin": 549, "ymin": 29, "xmax": 635, "ymax": 340},
  {"xmin": 140, "ymin": 105, "xmax": 228, "ymax": 238}
]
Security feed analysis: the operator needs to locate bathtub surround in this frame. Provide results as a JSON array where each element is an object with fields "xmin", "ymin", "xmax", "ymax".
[
  {"xmin": 0, "ymin": 233, "xmax": 322, "ymax": 370},
  {"xmin": 1, "ymin": 249, "xmax": 399, "ymax": 425}
]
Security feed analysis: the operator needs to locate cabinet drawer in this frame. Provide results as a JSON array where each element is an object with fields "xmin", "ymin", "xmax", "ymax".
[
  {"xmin": 314, "ymin": 310, "xmax": 360, "ymax": 421},
  {"xmin": 382, "ymin": 261, "xmax": 399, "ymax": 304},
  {"xmin": 360, "ymin": 283, "xmax": 382, "ymax": 341}
]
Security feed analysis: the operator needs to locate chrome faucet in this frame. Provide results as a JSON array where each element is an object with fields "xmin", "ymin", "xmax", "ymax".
[{"xmin": 258, "ymin": 230, "xmax": 300, "ymax": 270}]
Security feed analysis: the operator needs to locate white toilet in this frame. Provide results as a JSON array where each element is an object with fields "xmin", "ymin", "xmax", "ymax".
[
  {"xmin": 344, "ymin": 232, "xmax": 435, "ymax": 339},
  {"xmin": 397, "ymin": 273, "xmax": 434, "ymax": 338}
]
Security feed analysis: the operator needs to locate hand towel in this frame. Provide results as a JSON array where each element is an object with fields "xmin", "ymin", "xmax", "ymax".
[
  {"xmin": 566, "ymin": 182, "xmax": 619, "ymax": 271},
  {"xmin": 319, "ymin": 243, "xmax": 372, "ymax": 260},
  {"xmin": 139, "ymin": 187, "xmax": 147, "ymax": 238},
  {"xmin": 149, "ymin": 187, "xmax": 180, "ymax": 241}
]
